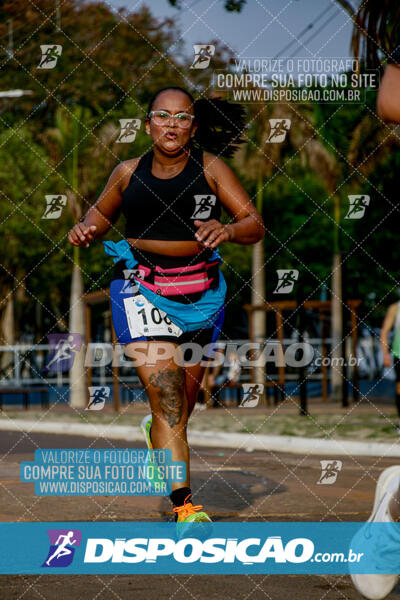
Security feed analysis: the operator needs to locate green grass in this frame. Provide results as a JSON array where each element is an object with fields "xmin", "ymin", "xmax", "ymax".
[
  {"xmin": 189, "ymin": 412, "xmax": 400, "ymax": 442},
  {"xmin": 1, "ymin": 409, "xmax": 399, "ymax": 442}
]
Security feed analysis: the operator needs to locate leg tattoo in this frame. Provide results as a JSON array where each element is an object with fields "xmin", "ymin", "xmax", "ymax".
[{"xmin": 149, "ymin": 368, "xmax": 185, "ymax": 428}]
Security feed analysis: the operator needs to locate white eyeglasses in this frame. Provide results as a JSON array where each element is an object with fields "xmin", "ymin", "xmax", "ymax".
[{"xmin": 148, "ymin": 110, "xmax": 195, "ymax": 129}]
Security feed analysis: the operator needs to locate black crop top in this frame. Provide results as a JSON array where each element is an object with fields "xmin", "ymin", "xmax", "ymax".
[{"xmin": 121, "ymin": 144, "xmax": 221, "ymax": 241}]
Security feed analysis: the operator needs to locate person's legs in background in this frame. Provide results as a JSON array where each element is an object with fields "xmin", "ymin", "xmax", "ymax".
[{"xmin": 394, "ymin": 357, "xmax": 400, "ymax": 433}]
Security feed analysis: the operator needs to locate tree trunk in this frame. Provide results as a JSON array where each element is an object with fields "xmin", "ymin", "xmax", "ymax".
[
  {"xmin": 251, "ymin": 174, "xmax": 266, "ymax": 402},
  {"xmin": 69, "ymin": 247, "xmax": 87, "ymax": 408},
  {"xmin": 331, "ymin": 194, "xmax": 343, "ymax": 403},
  {"xmin": 67, "ymin": 129, "xmax": 86, "ymax": 408},
  {"xmin": 0, "ymin": 292, "xmax": 15, "ymax": 374},
  {"xmin": 331, "ymin": 252, "xmax": 343, "ymax": 403}
]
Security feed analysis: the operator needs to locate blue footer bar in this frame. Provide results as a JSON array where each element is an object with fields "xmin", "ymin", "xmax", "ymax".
[{"xmin": 1, "ymin": 522, "xmax": 399, "ymax": 574}]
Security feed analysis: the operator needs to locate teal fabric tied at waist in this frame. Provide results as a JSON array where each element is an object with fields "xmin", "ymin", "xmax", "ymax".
[
  {"xmin": 103, "ymin": 239, "xmax": 138, "ymax": 270},
  {"xmin": 103, "ymin": 239, "xmax": 226, "ymax": 333}
]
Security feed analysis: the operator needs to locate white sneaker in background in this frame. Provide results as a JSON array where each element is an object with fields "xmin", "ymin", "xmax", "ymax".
[{"xmin": 350, "ymin": 466, "xmax": 400, "ymax": 600}]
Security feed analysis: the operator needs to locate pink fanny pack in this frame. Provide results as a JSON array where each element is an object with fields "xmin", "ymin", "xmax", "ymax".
[{"xmin": 134, "ymin": 259, "xmax": 219, "ymax": 296}]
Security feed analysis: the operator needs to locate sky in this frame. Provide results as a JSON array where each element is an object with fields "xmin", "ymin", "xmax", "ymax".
[{"xmin": 106, "ymin": 0, "xmax": 357, "ymax": 63}]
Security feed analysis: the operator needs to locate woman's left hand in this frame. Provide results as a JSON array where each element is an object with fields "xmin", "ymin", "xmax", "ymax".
[{"xmin": 194, "ymin": 219, "xmax": 232, "ymax": 248}]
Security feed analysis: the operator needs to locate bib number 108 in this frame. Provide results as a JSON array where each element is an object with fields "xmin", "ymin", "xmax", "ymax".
[
  {"xmin": 123, "ymin": 294, "xmax": 182, "ymax": 338},
  {"xmin": 137, "ymin": 307, "xmax": 173, "ymax": 327}
]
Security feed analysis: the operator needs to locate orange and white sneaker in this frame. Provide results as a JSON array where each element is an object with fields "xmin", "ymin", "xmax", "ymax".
[{"xmin": 174, "ymin": 494, "xmax": 212, "ymax": 539}]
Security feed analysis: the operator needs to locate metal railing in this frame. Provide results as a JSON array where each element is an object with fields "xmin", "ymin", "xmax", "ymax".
[{"xmin": 0, "ymin": 337, "xmax": 350, "ymax": 388}]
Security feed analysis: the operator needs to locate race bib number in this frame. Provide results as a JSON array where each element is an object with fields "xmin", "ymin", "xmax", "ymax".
[{"xmin": 123, "ymin": 295, "xmax": 183, "ymax": 338}]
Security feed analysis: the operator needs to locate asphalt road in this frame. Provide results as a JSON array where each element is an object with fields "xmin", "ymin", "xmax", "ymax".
[{"xmin": 1, "ymin": 430, "xmax": 399, "ymax": 600}]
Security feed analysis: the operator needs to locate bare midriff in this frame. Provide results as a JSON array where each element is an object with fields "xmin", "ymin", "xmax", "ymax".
[{"xmin": 126, "ymin": 238, "xmax": 204, "ymax": 257}]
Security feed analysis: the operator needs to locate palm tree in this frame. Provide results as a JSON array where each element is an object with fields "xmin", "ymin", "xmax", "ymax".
[
  {"xmin": 47, "ymin": 106, "xmax": 90, "ymax": 408},
  {"xmin": 234, "ymin": 103, "xmax": 287, "ymax": 400},
  {"xmin": 287, "ymin": 107, "xmax": 343, "ymax": 400},
  {"xmin": 233, "ymin": 63, "xmax": 400, "ymax": 405},
  {"xmin": 288, "ymin": 103, "xmax": 400, "ymax": 401}
]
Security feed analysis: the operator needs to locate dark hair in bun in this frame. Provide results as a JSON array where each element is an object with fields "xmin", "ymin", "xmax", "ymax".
[{"xmin": 146, "ymin": 86, "xmax": 246, "ymax": 158}]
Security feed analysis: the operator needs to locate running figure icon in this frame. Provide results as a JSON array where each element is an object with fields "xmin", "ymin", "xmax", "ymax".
[
  {"xmin": 38, "ymin": 45, "xmax": 62, "ymax": 69},
  {"xmin": 266, "ymin": 119, "xmax": 291, "ymax": 143},
  {"xmin": 87, "ymin": 386, "xmax": 109, "ymax": 409},
  {"xmin": 191, "ymin": 45, "xmax": 215, "ymax": 69},
  {"xmin": 117, "ymin": 119, "xmax": 141, "ymax": 143},
  {"xmin": 42, "ymin": 195, "xmax": 66, "ymax": 219},
  {"xmin": 44, "ymin": 334, "xmax": 81, "ymax": 372},
  {"xmin": 345, "ymin": 195, "xmax": 370, "ymax": 220},
  {"xmin": 274, "ymin": 269, "xmax": 299, "ymax": 294},
  {"xmin": 317, "ymin": 460, "xmax": 343, "ymax": 485},
  {"xmin": 191, "ymin": 195, "xmax": 217, "ymax": 219},
  {"xmin": 45, "ymin": 531, "xmax": 77, "ymax": 566},
  {"xmin": 239, "ymin": 384, "xmax": 264, "ymax": 407}
]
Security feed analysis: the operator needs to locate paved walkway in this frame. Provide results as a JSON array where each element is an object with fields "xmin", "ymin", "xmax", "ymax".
[{"xmin": 1, "ymin": 429, "xmax": 400, "ymax": 599}]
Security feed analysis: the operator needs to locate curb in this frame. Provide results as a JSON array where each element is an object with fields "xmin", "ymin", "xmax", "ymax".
[{"xmin": 0, "ymin": 419, "xmax": 400, "ymax": 457}]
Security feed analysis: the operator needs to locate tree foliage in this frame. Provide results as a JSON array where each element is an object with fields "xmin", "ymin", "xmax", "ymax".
[{"xmin": 1, "ymin": 0, "xmax": 399, "ymax": 340}]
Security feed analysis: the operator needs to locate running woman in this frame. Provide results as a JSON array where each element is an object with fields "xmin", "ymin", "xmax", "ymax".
[
  {"xmin": 68, "ymin": 86, "xmax": 265, "ymax": 526},
  {"xmin": 350, "ymin": 6, "xmax": 400, "ymax": 599}
]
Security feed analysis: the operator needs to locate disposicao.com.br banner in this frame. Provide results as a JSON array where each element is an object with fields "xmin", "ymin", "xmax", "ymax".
[{"xmin": 0, "ymin": 522, "xmax": 399, "ymax": 575}]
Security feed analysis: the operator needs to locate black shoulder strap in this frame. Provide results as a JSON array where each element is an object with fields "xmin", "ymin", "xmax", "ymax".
[
  {"xmin": 135, "ymin": 149, "xmax": 152, "ymax": 172},
  {"xmin": 127, "ymin": 150, "xmax": 152, "ymax": 184},
  {"xmin": 189, "ymin": 145, "xmax": 204, "ymax": 175}
]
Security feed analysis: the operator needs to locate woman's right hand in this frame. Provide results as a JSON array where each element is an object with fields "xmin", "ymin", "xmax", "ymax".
[{"xmin": 68, "ymin": 223, "xmax": 97, "ymax": 247}]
